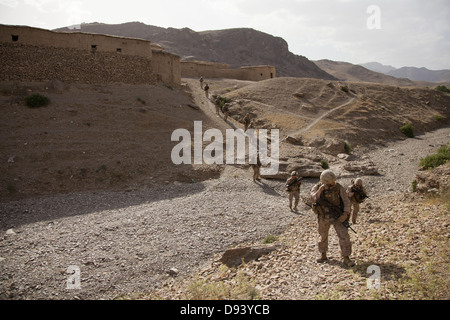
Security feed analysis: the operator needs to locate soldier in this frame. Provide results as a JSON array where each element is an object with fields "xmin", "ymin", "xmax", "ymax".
[
  {"xmin": 204, "ymin": 83, "xmax": 209, "ymax": 98},
  {"xmin": 212, "ymin": 95, "xmax": 221, "ymax": 115},
  {"xmin": 223, "ymin": 103, "xmax": 230, "ymax": 121},
  {"xmin": 199, "ymin": 76, "xmax": 204, "ymax": 89},
  {"xmin": 285, "ymin": 171, "xmax": 302, "ymax": 212},
  {"xmin": 310, "ymin": 169, "xmax": 355, "ymax": 267},
  {"xmin": 346, "ymin": 178, "xmax": 368, "ymax": 224},
  {"xmin": 243, "ymin": 113, "xmax": 251, "ymax": 131},
  {"xmin": 250, "ymin": 154, "xmax": 262, "ymax": 182}
]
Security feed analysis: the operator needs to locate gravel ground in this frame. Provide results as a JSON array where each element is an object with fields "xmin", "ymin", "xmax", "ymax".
[
  {"xmin": 0, "ymin": 126, "xmax": 449, "ymax": 300},
  {"xmin": 149, "ymin": 126, "xmax": 450, "ymax": 300}
]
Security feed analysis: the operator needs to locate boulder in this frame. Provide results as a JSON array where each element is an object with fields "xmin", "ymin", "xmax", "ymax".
[
  {"xmin": 415, "ymin": 163, "xmax": 450, "ymax": 194},
  {"xmin": 219, "ymin": 244, "xmax": 279, "ymax": 268}
]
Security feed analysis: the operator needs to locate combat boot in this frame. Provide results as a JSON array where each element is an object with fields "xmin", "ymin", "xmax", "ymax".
[
  {"xmin": 316, "ymin": 252, "xmax": 328, "ymax": 263},
  {"xmin": 343, "ymin": 256, "xmax": 355, "ymax": 267}
]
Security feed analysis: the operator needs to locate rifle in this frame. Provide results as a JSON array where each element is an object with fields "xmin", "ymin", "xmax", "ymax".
[
  {"xmin": 285, "ymin": 177, "xmax": 302, "ymax": 191},
  {"xmin": 342, "ymin": 220, "xmax": 357, "ymax": 234},
  {"xmin": 351, "ymin": 186, "xmax": 368, "ymax": 202},
  {"xmin": 313, "ymin": 198, "xmax": 357, "ymax": 234}
]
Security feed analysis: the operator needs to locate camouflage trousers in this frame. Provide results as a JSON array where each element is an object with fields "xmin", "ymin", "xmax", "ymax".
[
  {"xmin": 288, "ymin": 191, "xmax": 300, "ymax": 209},
  {"xmin": 350, "ymin": 201, "xmax": 360, "ymax": 224},
  {"xmin": 252, "ymin": 166, "xmax": 261, "ymax": 181},
  {"xmin": 317, "ymin": 214, "xmax": 352, "ymax": 257}
]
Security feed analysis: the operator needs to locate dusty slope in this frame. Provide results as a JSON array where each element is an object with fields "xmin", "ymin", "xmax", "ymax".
[
  {"xmin": 219, "ymin": 77, "xmax": 450, "ymax": 151},
  {"xmin": 3, "ymin": 76, "xmax": 447, "ymax": 202},
  {"xmin": 0, "ymin": 81, "xmax": 223, "ymax": 200}
]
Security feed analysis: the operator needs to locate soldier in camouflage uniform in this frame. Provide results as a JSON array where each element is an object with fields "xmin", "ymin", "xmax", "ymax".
[
  {"xmin": 250, "ymin": 154, "xmax": 262, "ymax": 182},
  {"xmin": 285, "ymin": 171, "xmax": 302, "ymax": 212},
  {"xmin": 346, "ymin": 178, "xmax": 368, "ymax": 224},
  {"xmin": 223, "ymin": 103, "xmax": 230, "ymax": 121},
  {"xmin": 310, "ymin": 170, "xmax": 355, "ymax": 267},
  {"xmin": 211, "ymin": 95, "xmax": 221, "ymax": 115}
]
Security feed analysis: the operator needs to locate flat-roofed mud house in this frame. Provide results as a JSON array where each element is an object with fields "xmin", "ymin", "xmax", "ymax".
[
  {"xmin": 181, "ymin": 60, "xmax": 275, "ymax": 81},
  {"xmin": 0, "ymin": 24, "xmax": 276, "ymax": 85},
  {"xmin": 0, "ymin": 24, "xmax": 180, "ymax": 86}
]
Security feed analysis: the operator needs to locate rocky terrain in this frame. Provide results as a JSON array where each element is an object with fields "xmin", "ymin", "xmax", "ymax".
[
  {"xmin": 0, "ymin": 76, "xmax": 449, "ymax": 300},
  {"xmin": 146, "ymin": 128, "xmax": 450, "ymax": 301}
]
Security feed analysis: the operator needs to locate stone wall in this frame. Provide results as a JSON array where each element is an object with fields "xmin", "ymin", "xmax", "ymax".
[
  {"xmin": 0, "ymin": 24, "xmax": 153, "ymax": 58},
  {"xmin": 0, "ymin": 43, "xmax": 156, "ymax": 85},
  {"xmin": 0, "ymin": 24, "xmax": 184, "ymax": 85},
  {"xmin": 152, "ymin": 50, "xmax": 181, "ymax": 85},
  {"xmin": 181, "ymin": 60, "xmax": 276, "ymax": 81}
]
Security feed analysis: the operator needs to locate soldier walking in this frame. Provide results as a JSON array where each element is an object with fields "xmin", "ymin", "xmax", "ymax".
[
  {"xmin": 212, "ymin": 95, "xmax": 221, "ymax": 115},
  {"xmin": 223, "ymin": 103, "xmax": 229, "ymax": 121},
  {"xmin": 285, "ymin": 171, "xmax": 302, "ymax": 212},
  {"xmin": 204, "ymin": 83, "xmax": 209, "ymax": 98},
  {"xmin": 310, "ymin": 169, "xmax": 355, "ymax": 267},
  {"xmin": 346, "ymin": 178, "xmax": 368, "ymax": 224},
  {"xmin": 243, "ymin": 113, "xmax": 251, "ymax": 131},
  {"xmin": 250, "ymin": 154, "xmax": 262, "ymax": 182}
]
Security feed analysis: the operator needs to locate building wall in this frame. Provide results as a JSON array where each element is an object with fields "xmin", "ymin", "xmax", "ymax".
[
  {"xmin": 0, "ymin": 24, "xmax": 181, "ymax": 85},
  {"xmin": 152, "ymin": 50, "xmax": 181, "ymax": 85},
  {"xmin": 181, "ymin": 60, "xmax": 276, "ymax": 81},
  {"xmin": 0, "ymin": 24, "xmax": 275, "ymax": 86},
  {"xmin": 0, "ymin": 42, "xmax": 156, "ymax": 84},
  {"xmin": 0, "ymin": 24, "xmax": 153, "ymax": 58}
]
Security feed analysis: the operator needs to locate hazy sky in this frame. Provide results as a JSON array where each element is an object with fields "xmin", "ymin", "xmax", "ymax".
[{"xmin": 1, "ymin": 0, "xmax": 449, "ymax": 70}]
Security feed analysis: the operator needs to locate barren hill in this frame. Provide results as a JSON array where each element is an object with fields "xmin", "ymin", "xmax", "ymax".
[
  {"xmin": 0, "ymin": 81, "xmax": 223, "ymax": 200},
  {"xmin": 387, "ymin": 67, "xmax": 450, "ymax": 83},
  {"xmin": 55, "ymin": 22, "xmax": 336, "ymax": 80},
  {"xmin": 361, "ymin": 62, "xmax": 450, "ymax": 83},
  {"xmin": 314, "ymin": 60, "xmax": 415, "ymax": 87},
  {"xmin": 218, "ymin": 77, "xmax": 449, "ymax": 148},
  {"xmin": 2, "ymin": 77, "xmax": 449, "ymax": 200}
]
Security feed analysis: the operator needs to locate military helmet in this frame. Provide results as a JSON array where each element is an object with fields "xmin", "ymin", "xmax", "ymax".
[
  {"xmin": 291, "ymin": 171, "xmax": 298, "ymax": 176},
  {"xmin": 354, "ymin": 178, "xmax": 363, "ymax": 186},
  {"xmin": 320, "ymin": 169, "xmax": 336, "ymax": 184}
]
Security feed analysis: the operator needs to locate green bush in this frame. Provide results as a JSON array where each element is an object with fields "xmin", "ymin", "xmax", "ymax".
[
  {"xmin": 419, "ymin": 145, "xmax": 450, "ymax": 169},
  {"xmin": 262, "ymin": 234, "xmax": 277, "ymax": 244},
  {"xmin": 411, "ymin": 179, "xmax": 418, "ymax": 192},
  {"xmin": 321, "ymin": 160, "xmax": 329, "ymax": 169},
  {"xmin": 400, "ymin": 123, "xmax": 414, "ymax": 138},
  {"xmin": 435, "ymin": 85, "xmax": 450, "ymax": 93},
  {"xmin": 344, "ymin": 141, "xmax": 352, "ymax": 154},
  {"xmin": 340, "ymin": 85, "xmax": 349, "ymax": 93},
  {"xmin": 218, "ymin": 96, "xmax": 231, "ymax": 107},
  {"xmin": 25, "ymin": 94, "xmax": 50, "ymax": 108}
]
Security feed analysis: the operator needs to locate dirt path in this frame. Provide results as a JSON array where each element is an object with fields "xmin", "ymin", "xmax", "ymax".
[{"xmin": 294, "ymin": 96, "xmax": 356, "ymax": 135}]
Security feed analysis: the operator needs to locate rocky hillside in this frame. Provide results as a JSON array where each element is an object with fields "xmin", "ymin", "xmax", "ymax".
[
  {"xmin": 215, "ymin": 77, "xmax": 450, "ymax": 151},
  {"xmin": 361, "ymin": 62, "xmax": 450, "ymax": 83},
  {"xmin": 315, "ymin": 60, "xmax": 415, "ymax": 87},
  {"xmin": 0, "ymin": 81, "xmax": 222, "ymax": 200},
  {"xmin": 54, "ymin": 22, "xmax": 336, "ymax": 80},
  {"xmin": 386, "ymin": 67, "xmax": 450, "ymax": 83}
]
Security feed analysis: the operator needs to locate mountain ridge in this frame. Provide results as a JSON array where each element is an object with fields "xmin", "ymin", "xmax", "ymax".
[
  {"xmin": 54, "ymin": 22, "xmax": 336, "ymax": 80},
  {"xmin": 361, "ymin": 62, "xmax": 450, "ymax": 83}
]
